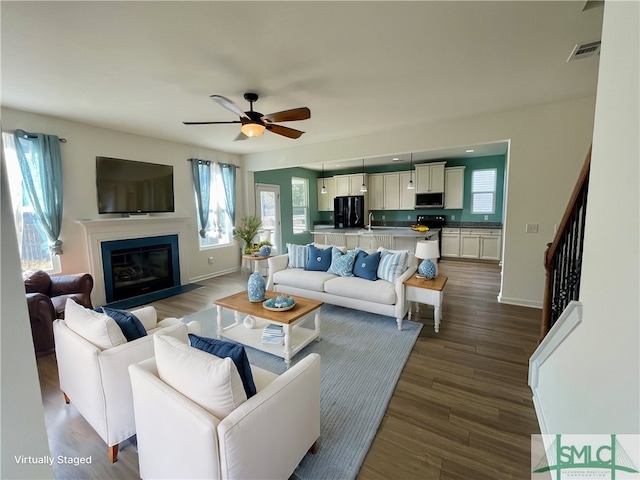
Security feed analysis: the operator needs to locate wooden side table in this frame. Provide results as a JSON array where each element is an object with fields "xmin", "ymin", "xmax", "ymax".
[
  {"xmin": 403, "ymin": 275, "xmax": 448, "ymax": 332},
  {"xmin": 241, "ymin": 254, "xmax": 271, "ymax": 275}
]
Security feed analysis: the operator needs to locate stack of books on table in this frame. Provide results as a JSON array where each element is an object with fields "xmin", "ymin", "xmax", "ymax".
[{"xmin": 262, "ymin": 323, "xmax": 284, "ymax": 345}]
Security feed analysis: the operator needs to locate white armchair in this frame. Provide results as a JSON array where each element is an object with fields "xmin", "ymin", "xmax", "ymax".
[
  {"xmin": 129, "ymin": 351, "xmax": 321, "ymax": 479},
  {"xmin": 53, "ymin": 305, "xmax": 201, "ymax": 462}
]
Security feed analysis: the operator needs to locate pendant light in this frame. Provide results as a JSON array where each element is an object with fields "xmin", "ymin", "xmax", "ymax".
[
  {"xmin": 360, "ymin": 158, "xmax": 367, "ymax": 193},
  {"xmin": 320, "ymin": 164, "xmax": 327, "ymax": 194},
  {"xmin": 407, "ymin": 153, "xmax": 415, "ymax": 190}
]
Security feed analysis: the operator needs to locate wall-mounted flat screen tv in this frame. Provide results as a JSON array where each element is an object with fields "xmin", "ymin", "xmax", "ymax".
[{"xmin": 96, "ymin": 157, "xmax": 175, "ymax": 214}]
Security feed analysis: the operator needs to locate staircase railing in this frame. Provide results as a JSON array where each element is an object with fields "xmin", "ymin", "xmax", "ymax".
[{"xmin": 540, "ymin": 146, "xmax": 591, "ymax": 341}]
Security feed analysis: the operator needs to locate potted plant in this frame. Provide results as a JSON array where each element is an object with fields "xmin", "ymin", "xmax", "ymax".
[{"xmin": 233, "ymin": 216, "xmax": 262, "ymax": 254}]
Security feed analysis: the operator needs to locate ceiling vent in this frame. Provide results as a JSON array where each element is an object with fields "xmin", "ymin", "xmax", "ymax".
[{"xmin": 567, "ymin": 41, "xmax": 601, "ymax": 62}]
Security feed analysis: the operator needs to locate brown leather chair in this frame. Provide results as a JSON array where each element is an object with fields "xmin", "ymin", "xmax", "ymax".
[{"xmin": 23, "ymin": 270, "xmax": 93, "ymax": 356}]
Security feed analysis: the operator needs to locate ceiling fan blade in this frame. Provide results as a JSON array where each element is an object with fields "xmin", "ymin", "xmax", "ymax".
[
  {"xmin": 262, "ymin": 107, "xmax": 311, "ymax": 123},
  {"xmin": 210, "ymin": 95, "xmax": 248, "ymax": 118},
  {"xmin": 183, "ymin": 121, "xmax": 242, "ymax": 125},
  {"xmin": 266, "ymin": 123, "xmax": 305, "ymax": 139}
]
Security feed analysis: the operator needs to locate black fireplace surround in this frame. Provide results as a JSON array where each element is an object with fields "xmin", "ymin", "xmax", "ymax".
[{"xmin": 101, "ymin": 235, "xmax": 180, "ymax": 303}]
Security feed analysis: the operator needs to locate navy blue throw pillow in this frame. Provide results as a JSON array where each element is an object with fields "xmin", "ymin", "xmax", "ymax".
[
  {"xmin": 97, "ymin": 307, "xmax": 147, "ymax": 341},
  {"xmin": 305, "ymin": 244, "xmax": 332, "ymax": 272},
  {"xmin": 188, "ymin": 334, "xmax": 257, "ymax": 398},
  {"xmin": 353, "ymin": 251, "xmax": 382, "ymax": 281}
]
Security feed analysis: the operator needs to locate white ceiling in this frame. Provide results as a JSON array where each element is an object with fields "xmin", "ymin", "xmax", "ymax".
[{"xmin": 1, "ymin": 1, "xmax": 602, "ymax": 169}]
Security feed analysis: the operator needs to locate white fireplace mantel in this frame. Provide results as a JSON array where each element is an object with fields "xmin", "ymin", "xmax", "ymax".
[{"xmin": 77, "ymin": 216, "xmax": 192, "ymax": 306}]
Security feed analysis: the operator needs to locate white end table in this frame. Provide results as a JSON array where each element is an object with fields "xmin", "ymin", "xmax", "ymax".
[{"xmin": 403, "ymin": 275, "xmax": 448, "ymax": 332}]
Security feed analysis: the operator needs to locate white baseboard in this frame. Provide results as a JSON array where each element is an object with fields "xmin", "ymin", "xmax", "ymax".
[
  {"xmin": 497, "ymin": 294, "xmax": 543, "ymax": 309},
  {"xmin": 189, "ymin": 266, "xmax": 240, "ymax": 283}
]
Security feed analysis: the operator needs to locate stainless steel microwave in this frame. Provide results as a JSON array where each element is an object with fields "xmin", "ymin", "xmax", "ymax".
[{"xmin": 415, "ymin": 192, "xmax": 444, "ymax": 209}]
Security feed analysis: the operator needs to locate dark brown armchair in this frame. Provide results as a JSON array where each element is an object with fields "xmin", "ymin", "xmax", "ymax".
[{"xmin": 23, "ymin": 270, "xmax": 94, "ymax": 356}]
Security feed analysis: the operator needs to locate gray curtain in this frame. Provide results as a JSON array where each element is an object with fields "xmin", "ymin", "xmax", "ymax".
[
  {"xmin": 13, "ymin": 129, "xmax": 64, "ymax": 255},
  {"xmin": 219, "ymin": 163, "xmax": 236, "ymax": 225},
  {"xmin": 190, "ymin": 158, "xmax": 211, "ymax": 238}
]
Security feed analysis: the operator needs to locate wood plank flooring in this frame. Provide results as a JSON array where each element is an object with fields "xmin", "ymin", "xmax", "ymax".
[{"xmin": 36, "ymin": 260, "xmax": 541, "ymax": 479}]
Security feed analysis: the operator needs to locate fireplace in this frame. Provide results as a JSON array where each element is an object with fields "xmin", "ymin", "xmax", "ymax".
[{"xmin": 101, "ymin": 235, "xmax": 180, "ymax": 303}]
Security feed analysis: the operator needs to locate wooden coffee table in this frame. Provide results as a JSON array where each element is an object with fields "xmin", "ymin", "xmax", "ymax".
[{"xmin": 213, "ymin": 291, "xmax": 323, "ymax": 368}]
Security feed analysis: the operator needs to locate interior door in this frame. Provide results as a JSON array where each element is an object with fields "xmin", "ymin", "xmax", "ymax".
[{"xmin": 255, "ymin": 184, "xmax": 282, "ymax": 255}]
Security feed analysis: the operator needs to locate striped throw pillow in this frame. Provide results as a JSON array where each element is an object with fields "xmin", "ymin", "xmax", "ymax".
[
  {"xmin": 286, "ymin": 243, "xmax": 309, "ymax": 269},
  {"xmin": 377, "ymin": 249, "xmax": 409, "ymax": 283}
]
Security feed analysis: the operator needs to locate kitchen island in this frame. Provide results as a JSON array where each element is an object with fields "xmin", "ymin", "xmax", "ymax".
[{"xmin": 311, "ymin": 226, "xmax": 439, "ymax": 252}]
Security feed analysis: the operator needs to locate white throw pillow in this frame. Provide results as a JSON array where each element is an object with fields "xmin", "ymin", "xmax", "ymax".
[
  {"xmin": 64, "ymin": 298, "xmax": 127, "ymax": 349},
  {"xmin": 154, "ymin": 334, "xmax": 247, "ymax": 419}
]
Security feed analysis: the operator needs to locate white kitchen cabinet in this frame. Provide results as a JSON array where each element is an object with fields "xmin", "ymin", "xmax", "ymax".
[
  {"xmin": 460, "ymin": 230, "xmax": 481, "ymax": 258},
  {"xmin": 383, "ymin": 174, "xmax": 400, "ymax": 210},
  {"xmin": 444, "ymin": 166, "xmax": 465, "ymax": 209},
  {"xmin": 334, "ymin": 174, "xmax": 367, "ymax": 197},
  {"xmin": 399, "ymin": 172, "xmax": 415, "ymax": 209},
  {"xmin": 459, "ymin": 228, "xmax": 502, "ymax": 260},
  {"xmin": 479, "ymin": 230, "xmax": 502, "ymax": 260},
  {"xmin": 316, "ymin": 177, "xmax": 335, "ymax": 212},
  {"xmin": 441, "ymin": 227, "xmax": 461, "ymax": 258},
  {"xmin": 415, "ymin": 162, "xmax": 446, "ymax": 194},
  {"xmin": 368, "ymin": 174, "xmax": 384, "ymax": 210},
  {"xmin": 367, "ymin": 173, "xmax": 400, "ymax": 210}
]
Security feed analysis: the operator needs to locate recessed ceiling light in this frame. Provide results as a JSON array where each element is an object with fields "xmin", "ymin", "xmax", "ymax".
[
  {"xmin": 392, "ymin": 157, "xmax": 399, "ymax": 161},
  {"xmin": 466, "ymin": 149, "xmax": 475, "ymax": 153}
]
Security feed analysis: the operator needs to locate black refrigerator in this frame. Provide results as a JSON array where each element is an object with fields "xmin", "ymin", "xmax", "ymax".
[{"xmin": 334, "ymin": 195, "xmax": 365, "ymax": 229}]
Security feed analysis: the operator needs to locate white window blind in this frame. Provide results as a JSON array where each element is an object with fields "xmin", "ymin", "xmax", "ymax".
[
  {"xmin": 291, "ymin": 177, "xmax": 309, "ymax": 234},
  {"xmin": 471, "ymin": 169, "xmax": 497, "ymax": 214}
]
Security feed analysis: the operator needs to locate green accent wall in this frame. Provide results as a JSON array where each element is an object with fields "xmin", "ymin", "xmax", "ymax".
[{"xmin": 254, "ymin": 167, "xmax": 322, "ymax": 248}]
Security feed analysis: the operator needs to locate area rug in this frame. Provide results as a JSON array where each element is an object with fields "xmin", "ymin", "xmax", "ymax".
[{"xmin": 184, "ymin": 303, "xmax": 422, "ymax": 480}]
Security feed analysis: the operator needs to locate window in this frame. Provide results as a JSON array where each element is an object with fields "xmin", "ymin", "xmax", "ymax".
[
  {"xmin": 198, "ymin": 164, "xmax": 233, "ymax": 249},
  {"xmin": 2, "ymin": 132, "xmax": 61, "ymax": 273},
  {"xmin": 471, "ymin": 168, "xmax": 497, "ymax": 214},
  {"xmin": 291, "ymin": 177, "xmax": 309, "ymax": 234}
]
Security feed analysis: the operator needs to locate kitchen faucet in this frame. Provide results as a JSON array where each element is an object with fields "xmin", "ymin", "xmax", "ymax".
[{"xmin": 368, "ymin": 212, "xmax": 373, "ymax": 232}]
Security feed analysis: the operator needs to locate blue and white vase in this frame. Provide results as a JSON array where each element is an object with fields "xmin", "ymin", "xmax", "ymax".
[
  {"xmin": 258, "ymin": 245, "xmax": 272, "ymax": 257},
  {"xmin": 418, "ymin": 259, "xmax": 437, "ymax": 279},
  {"xmin": 247, "ymin": 271, "xmax": 266, "ymax": 302}
]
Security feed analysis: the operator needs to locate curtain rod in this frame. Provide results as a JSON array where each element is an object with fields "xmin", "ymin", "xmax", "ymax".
[
  {"xmin": 10, "ymin": 131, "xmax": 67, "ymax": 143},
  {"xmin": 186, "ymin": 158, "xmax": 240, "ymax": 168}
]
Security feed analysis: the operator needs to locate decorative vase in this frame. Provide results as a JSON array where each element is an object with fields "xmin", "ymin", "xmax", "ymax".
[
  {"xmin": 418, "ymin": 259, "xmax": 437, "ymax": 279},
  {"xmin": 258, "ymin": 245, "xmax": 272, "ymax": 257},
  {"xmin": 247, "ymin": 271, "xmax": 266, "ymax": 302}
]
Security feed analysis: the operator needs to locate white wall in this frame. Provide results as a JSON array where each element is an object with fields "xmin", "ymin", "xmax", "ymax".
[
  {"xmin": 2, "ymin": 108, "xmax": 244, "ymax": 289},
  {"xmin": 244, "ymin": 97, "xmax": 597, "ymax": 307},
  {"xmin": 534, "ymin": 0, "xmax": 640, "ymax": 433},
  {"xmin": 1, "ymin": 156, "xmax": 54, "ymax": 478}
]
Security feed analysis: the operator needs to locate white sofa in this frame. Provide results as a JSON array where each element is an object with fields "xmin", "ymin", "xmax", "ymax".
[
  {"xmin": 53, "ymin": 305, "xmax": 201, "ymax": 462},
  {"xmin": 267, "ymin": 250, "xmax": 418, "ymax": 330},
  {"xmin": 129, "ymin": 350, "xmax": 321, "ymax": 479}
]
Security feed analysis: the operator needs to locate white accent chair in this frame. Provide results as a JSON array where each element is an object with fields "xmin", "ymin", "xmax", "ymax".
[
  {"xmin": 53, "ymin": 305, "xmax": 201, "ymax": 462},
  {"xmin": 129, "ymin": 351, "xmax": 321, "ymax": 480}
]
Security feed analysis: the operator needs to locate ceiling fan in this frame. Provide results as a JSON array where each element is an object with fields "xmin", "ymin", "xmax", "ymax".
[{"xmin": 183, "ymin": 92, "xmax": 311, "ymax": 140}]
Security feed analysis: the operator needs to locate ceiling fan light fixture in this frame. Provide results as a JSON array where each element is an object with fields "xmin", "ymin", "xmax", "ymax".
[{"xmin": 240, "ymin": 122, "xmax": 266, "ymax": 138}]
